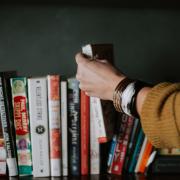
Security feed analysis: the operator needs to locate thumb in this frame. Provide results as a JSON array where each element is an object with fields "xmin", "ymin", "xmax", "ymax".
[{"xmin": 75, "ymin": 52, "xmax": 90, "ymax": 65}]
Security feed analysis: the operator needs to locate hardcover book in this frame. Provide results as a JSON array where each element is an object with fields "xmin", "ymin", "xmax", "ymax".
[
  {"xmin": 0, "ymin": 71, "xmax": 18, "ymax": 176},
  {"xmin": 28, "ymin": 77, "xmax": 50, "ymax": 177},
  {"xmin": 0, "ymin": 118, "xmax": 7, "ymax": 176},
  {"xmin": 10, "ymin": 77, "xmax": 33, "ymax": 176},
  {"xmin": 67, "ymin": 77, "xmax": 80, "ymax": 176},
  {"xmin": 82, "ymin": 44, "xmax": 116, "ymax": 143},
  {"xmin": 90, "ymin": 97, "xmax": 100, "ymax": 175},
  {"xmin": 47, "ymin": 75, "xmax": 61, "ymax": 177},
  {"xmin": 61, "ymin": 81, "xmax": 68, "ymax": 176},
  {"xmin": 81, "ymin": 90, "xmax": 90, "ymax": 175}
]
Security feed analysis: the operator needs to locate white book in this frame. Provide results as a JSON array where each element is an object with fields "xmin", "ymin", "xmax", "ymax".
[
  {"xmin": 82, "ymin": 44, "xmax": 108, "ymax": 143},
  {"xmin": 47, "ymin": 75, "xmax": 61, "ymax": 177},
  {"xmin": 134, "ymin": 136, "xmax": 148, "ymax": 173},
  {"xmin": 90, "ymin": 97, "xmax": 107, "ymax": 143},
  {"xmin": 28, "ymin": 77, "xmax": 50, "ymax": 177},
  {"xmin": 90, "ymin": 97, "xmax": 100, "ymax": 174},
  {"xmin": 61, "ymin": 81, "xmax": 68, "ymax": 176}
]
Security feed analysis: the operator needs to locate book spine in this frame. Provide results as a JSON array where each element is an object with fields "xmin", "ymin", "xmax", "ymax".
[
  {"xmin": 28, "ymin": 77, "xmax": 50, "ymax": 177},
  {"xmin": 139, "ymin": 140, "xmax": 153, "ymax": 173},
  {"xmin": 90, "ymin": 97, "xmax": 100, "ymax": 175},
  {"xmin": 0, "ymin": 75, "xmax": 18, "ymax": 176},
  {"xmin": 90, "ymin": 97, "xmax": 107, "ymax": 143},
  {"xmin": 128, "ymin": 129, "xmax": 144, "ymax": 173},
  {"xmin": 107, "ymin": 135, "xmax": 117, "ymax": 172},
  {"xmin": 47, "ymin": 75, "xmax": 61, "ymax": 177},
  {"xmin": 110, "ymin": 116, "xmax": 133, "ymax": 175},
  {"xmin": 134, "ymin": 137, "xmax": 148, "ymax": 173},
  {"xmin": 81, "ymin": 91, "xmax": 90, "ymax": 175},
  {"xmin": 10, "ymin": 77, "xmax": 33, "ymax": 176},
  {"xmin": 67, "ymin": 78, "xmax": 80, "ymax": 176},
  {"xmin": 61, "ymin": 81, "xmax": 68, "ymax": 176},
  {"xmin": 124, "ymin": 118, "xmax": 139, "ymax": 171},
  {"xmin": 0, "ymin": 136, "xmax": 7, "ymax": 175}
]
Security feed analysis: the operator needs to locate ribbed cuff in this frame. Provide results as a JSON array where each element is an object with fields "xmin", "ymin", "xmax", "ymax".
[{"xmin": 140, "ymin": 82, "xmax": 180, "ymax": 148}]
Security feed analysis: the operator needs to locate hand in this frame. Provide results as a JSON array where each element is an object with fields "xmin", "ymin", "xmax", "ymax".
[{"xmin": 75, "ymin": 52, "xmax": 125, "ymax": 100}]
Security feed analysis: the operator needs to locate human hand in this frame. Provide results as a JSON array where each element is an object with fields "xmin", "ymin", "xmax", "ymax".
[{"xmin": 75, "ymin": 52, "xmax": 126, "ymax": 100}]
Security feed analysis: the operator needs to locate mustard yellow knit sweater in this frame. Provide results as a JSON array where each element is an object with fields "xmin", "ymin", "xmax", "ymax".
[{"xmin": 140, "ymin": 83, "xmax": 180, "ymax": 148}]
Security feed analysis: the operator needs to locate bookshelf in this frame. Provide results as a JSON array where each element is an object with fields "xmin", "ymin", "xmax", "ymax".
[{"xmin": 0, "ymin": 1, "xmax": 180, "ymax": 179}]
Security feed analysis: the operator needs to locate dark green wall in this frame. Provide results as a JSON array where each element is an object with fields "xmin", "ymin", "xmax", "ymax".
[{"xmin": 0, "ymin": 5, "xmax": 180, "ymax": 84}]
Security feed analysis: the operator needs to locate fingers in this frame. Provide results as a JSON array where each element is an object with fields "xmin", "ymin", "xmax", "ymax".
[{"xmin": 75, "ymin": 52, "xmax": 89, "ymax": 65}]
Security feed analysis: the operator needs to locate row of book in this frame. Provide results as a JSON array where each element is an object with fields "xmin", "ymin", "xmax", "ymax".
[
  {"xmin": 0, "ymin": 70, "xmax": 118, "ymax": 177},
  {"xmin": 1, "ymin": 44, "xmax": 180, "ymax": 177}
]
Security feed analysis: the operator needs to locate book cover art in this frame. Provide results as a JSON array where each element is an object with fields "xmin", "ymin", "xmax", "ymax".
[{"xmin": 11, "ymin": 77, "xmax": 33, "ymax": 176}]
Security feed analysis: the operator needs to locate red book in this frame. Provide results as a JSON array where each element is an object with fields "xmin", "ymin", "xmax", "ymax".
[
  {"xmin": 110, "ymin": 116, "xmax": 134, "ymax": 175},
  {"xmin": 81, "ymin": 91, "xmax": 90, "ymax": 175}
]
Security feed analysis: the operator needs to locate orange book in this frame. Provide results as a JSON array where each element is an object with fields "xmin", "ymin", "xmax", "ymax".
[
  {"xmin": 81, "ymin": 91, "xmax": 90, "ymax": 175},
  {"xmin": 138, "ymin": 140, "xmax": 153, "ymax": 173}
]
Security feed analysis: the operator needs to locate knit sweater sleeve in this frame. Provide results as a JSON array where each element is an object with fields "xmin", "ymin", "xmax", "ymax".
[{"xmin": 140, "ymin": 82, "xmax": 180, "ymax": 148}]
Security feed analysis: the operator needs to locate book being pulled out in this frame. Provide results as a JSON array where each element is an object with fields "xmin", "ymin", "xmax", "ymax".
[{"xmin": 82, "ymin": 44, "xmax": 117, "ymax": 143}]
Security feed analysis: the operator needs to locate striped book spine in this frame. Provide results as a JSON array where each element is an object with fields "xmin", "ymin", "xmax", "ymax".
[{"xmin": 11, "ymin": 77, "xmax": 33, "ymax": 176}]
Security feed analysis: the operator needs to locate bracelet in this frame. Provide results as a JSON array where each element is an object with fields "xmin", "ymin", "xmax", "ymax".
[
  {"xmin": 113, "ymin": 78, "xmax": 134, "ymax": 112},
  {"xmin": 113, "ymin": 77, "xmax": 149, "ymax": 117}
]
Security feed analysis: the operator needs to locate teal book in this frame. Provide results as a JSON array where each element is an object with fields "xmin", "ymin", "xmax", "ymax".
[{"xmin": 128, "ymin": 128, "xmax": 144, "ymax": 173}]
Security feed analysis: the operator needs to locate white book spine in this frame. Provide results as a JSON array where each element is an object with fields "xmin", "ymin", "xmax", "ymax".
[
  {"xmin": 82, "ymin": 45, "xmax": 107, "ymax": 143},
  {"xmin": 28, "ymin": 77, "xmax": 50, "ymax": 177},
  {"xmin": 90, "ymin": 97, "xmax": 100, "ymax": 174},
  {"xmin": 61, "ymin": 81, "xmax": 68, "ymax": 176},
  {"xmin": 47, "ymin": 75, "xmax": 61, "ymax": 177},
  {"xmin": 91, "ymin": 97, "xmax": 107, "ymax": 142}
]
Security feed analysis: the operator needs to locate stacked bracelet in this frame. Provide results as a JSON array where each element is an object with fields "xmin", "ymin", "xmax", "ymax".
[
  {"xmin": 113, "ymin": 77, "xmax": 148, "ymax": 117},
  {"xmin": 113, "ymin": 78, "xmax": 134, "ymax": 112}
]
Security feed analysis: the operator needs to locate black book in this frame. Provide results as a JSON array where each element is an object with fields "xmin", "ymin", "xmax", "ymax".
[
  {"xmin": 67, "ymin": 77, "xmax": 80, "ymax": 176},
  {"xmin": 0, "ymin": 71, "xmax": 18, "ymax": 176}
]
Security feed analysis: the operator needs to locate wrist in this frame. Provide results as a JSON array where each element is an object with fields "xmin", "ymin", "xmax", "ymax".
[
  {"xmin": 112, "ymin": 78, "xmax": 151, "ymax": 117},
  {"xmin": 136, "ymin": 87, "xmax": 151, "ymax": 115},
  {"xmin": 109, "ymin": 75, "xmax": 126, "ymax": 101}
]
